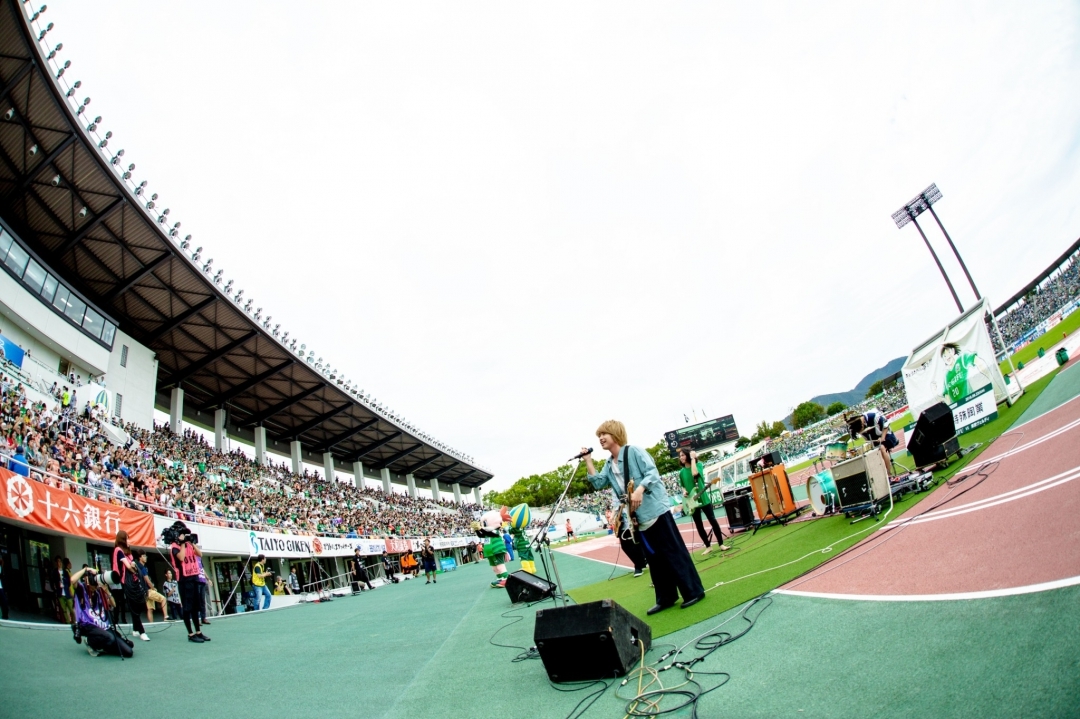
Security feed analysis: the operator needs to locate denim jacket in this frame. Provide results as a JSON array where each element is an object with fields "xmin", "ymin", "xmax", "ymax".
[{"xmin": 587, "ymin": 445, "xmax": 670, "ymax": 527}]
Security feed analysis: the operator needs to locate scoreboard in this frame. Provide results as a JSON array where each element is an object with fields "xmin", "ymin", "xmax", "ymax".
[{"xmin": 665, "ymin": 415, "xmax": 739, "ymax": 457}]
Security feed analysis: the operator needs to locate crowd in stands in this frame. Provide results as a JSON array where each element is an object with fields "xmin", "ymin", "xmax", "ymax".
[
  {"xmin": 994, "ymin": 253, "xmax": 1080, "ymax": 349},
  {"xmin": 762, "ymin": 382, "xmax": 909, "ymax": 463},
  {"xmin": 0, "ymin": 378, "xmax": 481, "ymax": 539}
]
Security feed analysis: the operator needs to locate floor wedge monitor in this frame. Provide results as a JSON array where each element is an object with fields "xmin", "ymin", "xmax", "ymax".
[
  {"xmin": 505, "ymin": 570, "xmax": 556, "ymax": 604},
  {"xmin": 534, "ymin": 599, "xmax": 652, "ymax": 682}
]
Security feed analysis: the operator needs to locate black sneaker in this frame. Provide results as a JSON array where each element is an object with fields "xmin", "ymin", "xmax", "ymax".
[
  {"xmin": 197, "ymin": 633, "xmax": 211, "ymax": 642},
  {"xmin": 188, "ymin": 634, "xmax": 204, "ymax": 643}
]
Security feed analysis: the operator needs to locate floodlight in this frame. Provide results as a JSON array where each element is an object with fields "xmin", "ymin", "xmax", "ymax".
[
  {"xmin": 29, "ymin": 144, "xmax": 38, "ymax": 155},
  {"xmin": 78, "ymin": 206, "xmax": 87, "ymax": 217},
  {"xmin": 3, "ymin": 108, "xmax": 13, "ymax": 120},
  {"xmin": 51, "ymin": 174, "xmax": 60, "ymax": 186}
]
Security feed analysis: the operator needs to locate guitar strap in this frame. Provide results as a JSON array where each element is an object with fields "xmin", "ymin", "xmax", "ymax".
[{"xmin": 619, "ymin": 447, "xmax": 637, "ymax": 543}]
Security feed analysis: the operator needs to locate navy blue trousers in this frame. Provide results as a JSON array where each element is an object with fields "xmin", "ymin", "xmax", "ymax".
[{"xmin": 639, "ymin": 511, "xmax": 705, "ymax": 606}]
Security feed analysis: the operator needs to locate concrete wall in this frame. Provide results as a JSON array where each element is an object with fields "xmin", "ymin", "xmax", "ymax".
[
  {"xmin": 105, "ymin": 328, "xmax": 158, "ymax": 430},
  {"xmin": 0, "ymin": 267, "xmax": 110, "ymax": 374}
]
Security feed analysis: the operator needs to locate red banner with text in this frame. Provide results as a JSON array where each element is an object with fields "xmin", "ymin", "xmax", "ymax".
[
  {"xmin": 385, "ymin": 538, "xmax": 414, "ymax": 554},
  {"xmin": 0, "ymin": 468, "xmax": 157, "ymax": 547}
]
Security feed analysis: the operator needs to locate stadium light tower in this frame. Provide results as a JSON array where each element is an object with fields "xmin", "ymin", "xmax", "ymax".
[
  {"xmin": 919, "ymin": 184, "xmax": 982, "ymax": 301},
  {"xmin": 892, "ymin": 183, "xmax": 964, "ymax": 314}
]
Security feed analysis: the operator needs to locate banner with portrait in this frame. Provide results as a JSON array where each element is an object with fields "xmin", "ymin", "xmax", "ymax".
[{"xmin": 902, "ymin": 298, "xmax": 1013, "ymax": 435}]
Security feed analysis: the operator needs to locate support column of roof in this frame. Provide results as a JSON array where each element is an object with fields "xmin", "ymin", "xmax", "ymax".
[
  {"xmin": 254, "ymin": 426, "xmax": 268, "ymax": 466},
  {"xmin": 431, "ymin": 479, "xmax": 441, "ymax": 503},
  {"xmin": 452, "ymin": 483, "xmax": 462, "ymax": 505},
  {"xmin": 323, "ymin": 453, "xmax": 335, "ymax": 483},
  {"xmin": 213, "ymin": 408, "xmax": 226, "ymax": 451},
  {"xmin": 290, "ymin": 441, "xmax": 302, "ymax": 476},
  {"xmin": 352, "ymin": 461, "xmax": 365, "ymax": 490},
  {"xmin": 380, "ymin": 468, "xmax": 391, "ymax": 494},
  {"xmin": 406, "ymin": 474, "xmax": 416, "ymax": 499},
  {"xmin": 170, "ymin": 388, "xmax": 184, "ymax": 434},
  {"xmin": 473, "ymin": 487, "xmax": 482, "ymax": 505}
]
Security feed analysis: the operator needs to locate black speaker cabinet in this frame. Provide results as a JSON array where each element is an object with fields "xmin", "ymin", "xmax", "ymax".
[
  {"xmin": 909, "ymin": 402, "xmax": 959, "ymax": 468},
  {"xmin": 749, "ymin": 450, "xmax": 782, "ymax": 471},
  {"xmin": 534, "ymin": 599, "xmax": 652, "ymax": 682},
  {"xmin": 723, "ymin": 493, "xmax": 754, "ymax": 530},
  {"xmin": 505, "ymin": 570, "xmax": 556, "ymax": 604}
]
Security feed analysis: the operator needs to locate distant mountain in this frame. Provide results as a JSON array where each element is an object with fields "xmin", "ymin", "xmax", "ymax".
[{"xmin": 781, "ymin": 357, "xmax": 905, "ymax": 429}]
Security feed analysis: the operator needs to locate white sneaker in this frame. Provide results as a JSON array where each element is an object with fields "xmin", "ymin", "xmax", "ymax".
[
  {"xmin": 87, "ymin": 646, "xmax": 102, "ymax": 656},
  {"xmin": 139, "ymin": 633, "xmax": 150, "ymax": 641},
  {"xmin": 700, "ymin": 546, "xmax": 713, "ymax": 557}
]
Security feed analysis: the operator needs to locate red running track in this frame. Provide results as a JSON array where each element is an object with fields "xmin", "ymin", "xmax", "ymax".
[{"xmin": 782, "ymin": 393, "xmax": 1080, "ymax": 598}]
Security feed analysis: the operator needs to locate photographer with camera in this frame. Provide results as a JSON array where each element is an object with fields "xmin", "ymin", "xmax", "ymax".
[
  {"xmin": 70, "ymin": 565, "xmax": 134, "ymax": 658},
  {"xmin": 165, "ymin": 521, "xmax": 211, "ymax": 643}
]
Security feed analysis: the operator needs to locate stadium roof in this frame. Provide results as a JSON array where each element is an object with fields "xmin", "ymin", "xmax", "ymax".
[
  {"xmin": 0, "ymin": 2, "xmax": 491, "ymax": 488},
  {"xmin": 993, "ymin": 235, "xmax": 1080, "ymax": 317}
]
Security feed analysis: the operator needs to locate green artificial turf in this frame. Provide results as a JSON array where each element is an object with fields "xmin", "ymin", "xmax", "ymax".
[
  {"xmin": 1012, "ymin": 358, "xmax": 1080, "ymax": 427},
  {"xmin": 568, "ymin": 369, "xmax": 1060, "ymax": 639}
]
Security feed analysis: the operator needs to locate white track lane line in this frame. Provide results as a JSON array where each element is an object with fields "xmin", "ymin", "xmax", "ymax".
[
  {"xmin": 976, "ymin": 415, "xmax": 1080, "ymax": 466},
  {"xmin": 775, "ymin": 575, "xmax": 1080, "ymax": 601},
  {"xmin": 892, "ymin": 463, "xmax": 1080, "ymax": 526}
]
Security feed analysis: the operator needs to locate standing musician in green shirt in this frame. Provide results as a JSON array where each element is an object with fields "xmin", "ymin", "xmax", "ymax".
[{"xmin": 678, "ymin": 449, "xmax": 730, "ymax": 557}]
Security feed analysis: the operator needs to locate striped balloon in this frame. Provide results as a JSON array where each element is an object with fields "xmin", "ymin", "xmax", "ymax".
[{"xmin": 509, "ymin": 503, "xmax": 531, "ymax": 530}]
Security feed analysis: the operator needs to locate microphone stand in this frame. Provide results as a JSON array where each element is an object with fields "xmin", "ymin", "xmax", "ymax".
[{"xmin": 530, "ymin": 456, "xmax": 585, "ymax": 608}]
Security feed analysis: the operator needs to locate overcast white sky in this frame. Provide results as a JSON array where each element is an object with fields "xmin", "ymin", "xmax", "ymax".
[{"xmin": 44, "ymin": 1, "xmax": 1080, "ymax": 491}]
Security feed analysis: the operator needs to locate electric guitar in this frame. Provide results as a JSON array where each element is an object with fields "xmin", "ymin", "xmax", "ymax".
[
  {"xmin": 682, "ymin": 478, "xmax": 719, "ymax": 515},
  {"xmin": 611, "ymin": 479, "xmax": 637, "ymax": 539}
]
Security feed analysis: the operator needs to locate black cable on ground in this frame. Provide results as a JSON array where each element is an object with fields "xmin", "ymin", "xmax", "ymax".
[{"xmin": 615, "ymin": 594, "xmax": 773, "ymax": 718}]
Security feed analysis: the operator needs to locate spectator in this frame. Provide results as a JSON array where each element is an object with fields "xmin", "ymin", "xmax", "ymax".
[
  {"xmin": 162, "ymin": 569, "xmax": 182, "ymax": 620},
  {"xmin": 137, "ymin": 552, "xmax": 167, "ymax": 623},
  {"xmin": 56, "ymin": 557, "xmax": 74, "ymax": 624},
  {"xmin": 287, "ymin": 566, "xmax": 301, "ymax": 594}
]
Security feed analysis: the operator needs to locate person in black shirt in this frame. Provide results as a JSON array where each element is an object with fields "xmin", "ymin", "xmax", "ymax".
[{"xmin": 420, "ymin": 539, "xmax": 437, "ymax": 584}]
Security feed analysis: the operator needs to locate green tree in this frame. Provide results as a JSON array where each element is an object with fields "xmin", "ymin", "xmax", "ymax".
[
  {"xmin": 865, "ymin": 379, "xmax": 884, "ymax": 399},
  {"xmin": 735, "ymin": 436, "xmax": 752, "ymax": 449},
  {"xmin": 750, "ymin": 420, "xmax": 786, "ymax": 444},
  {"xmin": 485, "ymin": 458, "xmax": 605, "ymax": 508},
  {"xmin": 646, "ymin": 441, "xmax": 683, "ymax": 474},
  {"xmin": 826, "ymin": 401, "xmax": 847, "ymax": 416},
  {"xmin": 792, "ymin": 401, "xmax": 825, "ymax": 429}
]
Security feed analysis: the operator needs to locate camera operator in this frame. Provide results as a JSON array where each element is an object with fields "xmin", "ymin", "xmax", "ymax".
[{"xmin": 166, "ymin": 522, "xmax": 211, "ymax": 643}]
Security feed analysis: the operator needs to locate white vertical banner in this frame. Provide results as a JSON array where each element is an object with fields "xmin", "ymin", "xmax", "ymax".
[{"xmin": 902, "ymin": 298, "xmax": 1012, "ymax": 434}]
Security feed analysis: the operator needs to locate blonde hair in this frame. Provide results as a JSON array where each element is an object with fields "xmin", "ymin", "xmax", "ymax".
[{"xmin": 595, "ymin": 420, "xmax": 627, "ymax": 446}]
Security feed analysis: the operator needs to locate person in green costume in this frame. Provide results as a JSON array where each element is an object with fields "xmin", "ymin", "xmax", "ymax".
[
  {"xmin": 510, "ymin": 525, "xmax": 536, "ymax": 574},
  {"xmin": 472, "ymin": 509, "xmax": 510, "ymax": 588}
]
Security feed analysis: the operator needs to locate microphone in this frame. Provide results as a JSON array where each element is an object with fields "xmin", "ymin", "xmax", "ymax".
[{"xmin": 568, "ymin": 448, "xmax": 594, "ymax": 461}]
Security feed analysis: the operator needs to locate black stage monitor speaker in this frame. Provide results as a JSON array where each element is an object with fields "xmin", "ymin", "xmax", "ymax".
[
  {"xmin": 505, "ymin": 570, "xmax": 556, "ymax": 604},
  {"xmin": 749, "ymin": 451, "xmax": 782, "ymax": 471},
  {"xmin": 909, "ymin": 402, "xmax": 958, "ymax": 468},
  {"xmin": 534, "ymin": 599, "xmax": 652, "ymax": 682},
  {"xmin": 723, "ymin": 493, "xmax": 754, "ymax": 530}
]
